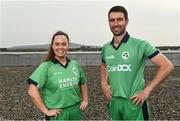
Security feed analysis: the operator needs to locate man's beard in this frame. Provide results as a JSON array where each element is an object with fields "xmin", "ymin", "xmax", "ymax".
[{"xmin": 111, "ymin": 26, "xmax": 126, "ymax": 36}]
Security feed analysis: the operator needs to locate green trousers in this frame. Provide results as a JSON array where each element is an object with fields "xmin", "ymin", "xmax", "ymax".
[
  {"xmin": 45, "ymin": 103, "xmax": 82, "ymax": 120},
  {"xmin": 109, "ymin": 97, "xmax": 150, "ymax": 120}
]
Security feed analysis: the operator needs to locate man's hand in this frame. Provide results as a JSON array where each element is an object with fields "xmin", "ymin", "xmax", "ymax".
[
  {"xmin": 101, "ymin": 82, "xmax": 112, "ymax": 100},
  {"xmin": 130, "ymin": 90, "xmax": 150, "ymax": 106}
]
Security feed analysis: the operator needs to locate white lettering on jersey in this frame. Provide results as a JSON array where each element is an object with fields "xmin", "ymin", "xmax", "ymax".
[
  {"xmin": 107, "ymin": 64, "xmax": 132, "ymax": 72},
  {"xmin": 106, "ymin": 54, "xmax": 115, "ymax": 59},
  {"xmin": 59, "ymin": 77, "xmax": 78, "ymax": 88}
]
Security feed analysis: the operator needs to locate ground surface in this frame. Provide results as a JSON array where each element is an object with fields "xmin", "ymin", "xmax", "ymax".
[{"xmin": 0, "ymin": 66, "xmax": 179, "ymax": 120}]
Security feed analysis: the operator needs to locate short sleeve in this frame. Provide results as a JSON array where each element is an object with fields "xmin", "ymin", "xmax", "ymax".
[
  {"xmin": 143, "ymin": 41, "xmax": 159, "ymax": 59},
  {"xmin": 27, "ymin": 62, "xmax": 48, "ymax": 89},
  {"xmin": 77, "ymin": 64, "xmax": 87, "ymax": 84},
  {"xmin": 101, "ymin": 46, "xmax": 106, "ymax": 63}
]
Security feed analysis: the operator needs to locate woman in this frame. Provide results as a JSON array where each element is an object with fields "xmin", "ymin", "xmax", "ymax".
[{"xmin": 27, "ymin": 31, "xmax": 88, "ymax": 120}]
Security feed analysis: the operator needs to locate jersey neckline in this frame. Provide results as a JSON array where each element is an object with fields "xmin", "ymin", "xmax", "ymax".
[
  {"xmin": 110, "ymin": 32, "xmax": 130, "ymax": 50},
  {"xmin": 51, "ymin": 57, "xmax": 70, "ymax": 68}
]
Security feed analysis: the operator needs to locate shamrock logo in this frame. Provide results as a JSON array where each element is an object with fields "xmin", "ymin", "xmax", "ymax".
[{"xmin": 122, "ymin": 51, "xmax": 129, "ymax": 60}]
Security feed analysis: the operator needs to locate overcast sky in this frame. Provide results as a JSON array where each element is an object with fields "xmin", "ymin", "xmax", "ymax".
[{"xmin": 0, "ymin": 0, "xmax": 180, "ymax": 48}]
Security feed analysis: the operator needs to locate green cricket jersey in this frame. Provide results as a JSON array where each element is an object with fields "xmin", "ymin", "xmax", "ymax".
[
  {"xmin": 101, "ymin": 32, "xmax": 159, "ymax": 99},
  {"xmin": 27, "ymin": 58, "xmax": 87, "ymax": 109}
]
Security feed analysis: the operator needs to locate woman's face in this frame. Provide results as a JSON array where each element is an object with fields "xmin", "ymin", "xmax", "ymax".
[{"xmin": 52, "ymin": 35, "xmax": 69, "ymax": 58}]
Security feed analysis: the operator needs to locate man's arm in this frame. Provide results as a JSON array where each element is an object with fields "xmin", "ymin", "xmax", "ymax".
[
  {"xmin": 131, "ymin": 52, "xmax": 174, "ymax": 106},
  {"xmin": 100, "ymin": 62, "xmax": 112, "ymax": 100}
]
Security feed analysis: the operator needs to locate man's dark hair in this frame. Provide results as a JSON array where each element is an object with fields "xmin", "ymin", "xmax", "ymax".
[{"xmin": 108, "ymin": 6, "xmax": 128, "ymax": 21}]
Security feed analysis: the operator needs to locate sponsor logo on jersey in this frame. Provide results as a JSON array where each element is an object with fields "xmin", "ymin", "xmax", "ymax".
[
  {"xmin": 106, "ymin": 54, "xmax": 115, "ymax": 59},
  {"xmin": 59, "ymin": 77, "xmax": 78, "ymax": 88},
  {"xmin": 122, "ymin": 51, "xmax": 129, "ymax": 60},
  {"xmin": 107, "ymin": 64, "xmax": 132, "ymax": 72},
  {"xmin": 53, "ymin": 71, "xmax": 62, "ymax": 75}
]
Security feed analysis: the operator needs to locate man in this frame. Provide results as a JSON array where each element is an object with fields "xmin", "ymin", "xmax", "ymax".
[{"xmin": 100, "ymin": 5, "xmax": 174, "ymax": 120}]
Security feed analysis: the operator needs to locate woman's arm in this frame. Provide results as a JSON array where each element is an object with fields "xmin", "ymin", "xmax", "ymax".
[
  {"xmin": 79, "ymin": 83, "xmax": 88, "ymax": 110},
  {"xmin": 28, "ymin": 84, "xmax": 61, "ymax": 118}
]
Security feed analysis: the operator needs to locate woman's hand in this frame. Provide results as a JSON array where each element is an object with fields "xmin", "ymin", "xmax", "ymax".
[
  {"xmin": 80, "ymin": 101, "xmax": 88, "ymax": 111},
  {"xmin": 45, "ymin": 109, "xmax": 62, "ymax": 119}
]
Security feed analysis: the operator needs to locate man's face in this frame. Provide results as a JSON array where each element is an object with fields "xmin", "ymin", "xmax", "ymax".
[{"xmin": 108, "ymin": 12, "xmax": 128, "ymax": 36}]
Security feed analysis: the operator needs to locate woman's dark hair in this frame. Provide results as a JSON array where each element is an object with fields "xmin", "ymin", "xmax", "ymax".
[{"xmin": 44, "ymin": 31, "xmax": 69, "ymax": 61}]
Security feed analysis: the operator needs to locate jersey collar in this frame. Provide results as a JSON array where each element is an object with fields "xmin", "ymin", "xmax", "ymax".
[
  {"xmin": 51, "ymin": 57, "xmax": 70, "ymax": 68},
  {"xmin": 110, "ymin": 32, "xmax": 130, "ymax": 50}
]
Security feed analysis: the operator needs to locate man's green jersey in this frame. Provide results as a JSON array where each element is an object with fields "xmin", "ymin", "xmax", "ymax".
[
  {"xmin": 27, "ymin": 58, "xmax": 87, "ymax": 109},
  {"xmin": 101, "ymin": 32, "xmax": 159, "ymax": 99}
]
